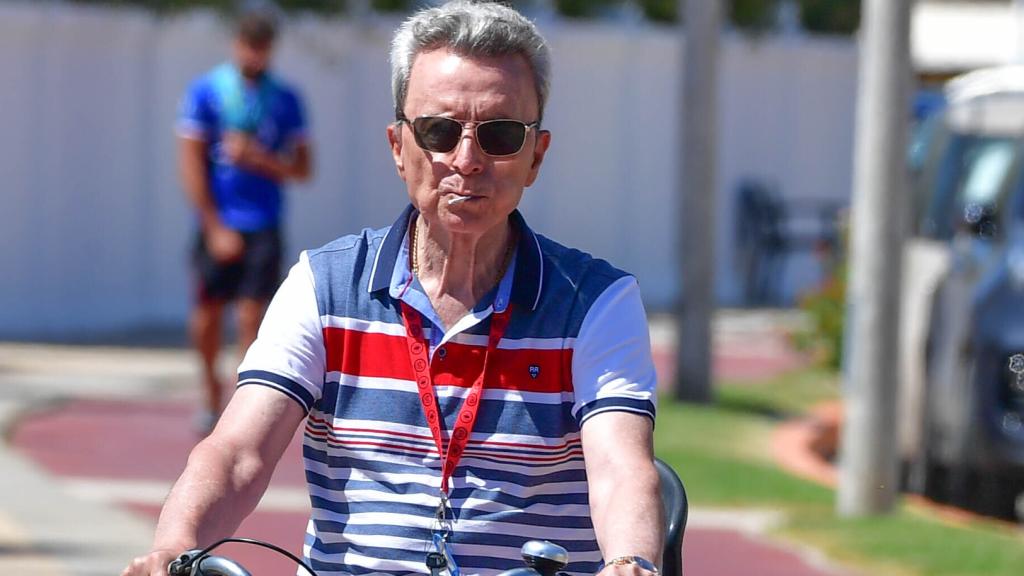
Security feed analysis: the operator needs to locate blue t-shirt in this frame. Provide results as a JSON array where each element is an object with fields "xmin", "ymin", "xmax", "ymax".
[{"xmin": 177, "ymin": 63, "xmax": 307, "ymax": 232}]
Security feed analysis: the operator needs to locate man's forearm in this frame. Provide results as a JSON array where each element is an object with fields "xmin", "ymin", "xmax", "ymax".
[
  {"xmin": 249, "ymin": 145, "xmax": 311, "ymax": 183},
  {"xmin": 589, "ymin": 462, "xmax": 664, "ymax": 565},
  {"xmin": 186, "ymin": 185, "xmax": 222, "ymax": 233},
  {"xmin": 582, "ymin": 412, "xmax": 664, "ymax": 571},
  {"xmin": 179, "ymin": 138, "xmax": 222, "ymax": 232},
  {"xmin": 151, "ymin": 437, "xmax": 272, "ymax": 553},
  {"xmin": 251, "ymin": 153, "xmax": 299, "ymax": 183}
]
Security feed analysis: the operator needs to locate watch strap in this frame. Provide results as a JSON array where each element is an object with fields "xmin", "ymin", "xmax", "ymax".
[{"xmin": 601, "ymin": 555, "xmax": 660, "ymax": 574}]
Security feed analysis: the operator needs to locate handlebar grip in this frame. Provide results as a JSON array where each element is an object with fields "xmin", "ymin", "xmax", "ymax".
[
  {"xmin": 168, "ymin": 550, "xmax": 201, "ymax": 576},
  {"xmin": 165, "ymin": 549, "xmax": 253, "ymax": 576},
  {"xmin": 163, "ymin": 539, "xmax": 314, "ymax": 576}
]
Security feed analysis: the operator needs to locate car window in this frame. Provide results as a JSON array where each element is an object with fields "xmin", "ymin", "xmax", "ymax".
[
  {"xmin": 923, "ymin": 134, "xmax": 1018, "ymax": 240},
  {"xmin": 962, "ymin": 139, "xmax": 1015, "ymax": 206}
]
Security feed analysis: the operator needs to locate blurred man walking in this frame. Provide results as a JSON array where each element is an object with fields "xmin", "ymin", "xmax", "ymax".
[{"xmin": 176, "ymin": 10, "xmax": 313, "ymax": 433}]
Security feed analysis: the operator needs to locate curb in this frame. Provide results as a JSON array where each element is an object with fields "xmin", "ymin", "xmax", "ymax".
[
  {"xmin": 771, "ymin": 401, "xmax": 841, "ymax": 488},
  {"xmin": 771, "ymin": 400, "xmax": 1024, "ymax": 532}
]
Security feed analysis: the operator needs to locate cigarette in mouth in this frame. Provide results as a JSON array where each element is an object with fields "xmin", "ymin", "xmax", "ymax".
[{"xmin": 447, "ymin": 196, "xmax": 472, "ymax": 206}]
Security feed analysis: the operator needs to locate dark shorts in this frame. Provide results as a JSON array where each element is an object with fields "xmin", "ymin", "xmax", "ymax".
[{"xmin": 192, "ymin": 228, "xmax": 283, "ymax": 303}]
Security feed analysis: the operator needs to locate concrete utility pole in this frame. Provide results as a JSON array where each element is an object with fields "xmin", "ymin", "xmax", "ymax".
[
  {"xmin": 675, "ymin": 0, "xmax": 721, "ymax": 403},
  {"xmin": 1015, "ymin": 0, "xmax": 1024, "ymax": 63},
  {"xmin": 837, "ymin": 0, "xmax": 913, "ymax": 516}
]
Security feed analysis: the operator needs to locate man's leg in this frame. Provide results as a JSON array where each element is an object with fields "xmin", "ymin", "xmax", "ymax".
[
  {"xmin": 190, "ymin": 298, "xmax": 226, "ymax": 415},
  {"xmin": 224, "ymin": 229, "xmax": 280, "ymax": 408},
  {"xmin": 191, "ymin": 229, "xmax": 243, "ymax": 430},
  {"xmin": 235, "ymin": 227, "xmax": 282, "ymax": 359},
  {"xmin": 236, "ymin": 297, "xmax": 268, "ymax": 358}
]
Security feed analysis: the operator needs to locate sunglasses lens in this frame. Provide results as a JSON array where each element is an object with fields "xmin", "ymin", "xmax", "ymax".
[
  {"xmin": 409, "ymin": 117, "xmax": 530, "ymax": 156},
  {"xmin": 412, "ymin": 117, "xmax": 462, "ymax": 153},
  {"xmin": 478, "ymin": 120, "xmax": 527, "ymax": 156}
]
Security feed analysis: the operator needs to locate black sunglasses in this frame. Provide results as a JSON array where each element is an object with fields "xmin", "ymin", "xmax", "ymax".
[{"xmin": 397, "ymin": 115, "xmax": 540, "ymax": 157}]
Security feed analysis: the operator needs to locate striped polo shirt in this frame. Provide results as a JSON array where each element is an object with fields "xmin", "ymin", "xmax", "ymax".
[{"xmin": 238, "ymin": 206, "xmax": 657, "ymax": 576}]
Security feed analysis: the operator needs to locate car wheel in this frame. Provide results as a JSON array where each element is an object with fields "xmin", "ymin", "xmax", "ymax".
[
  {"xmin": 976, "ymin": 469, "xmax": 1020, "ymax": 520},
  {"xmin": 945, "ymin": 459, "xmax": 976, "ymax": 509},
  {"xmin": 919, "ymin": 424, "xmax": 948, "ymax": 502}
]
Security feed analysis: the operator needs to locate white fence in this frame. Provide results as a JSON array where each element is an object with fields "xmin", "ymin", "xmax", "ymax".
[{"xmin": 0, "ymin": 2, "xmax": 858, "ymax": 339}]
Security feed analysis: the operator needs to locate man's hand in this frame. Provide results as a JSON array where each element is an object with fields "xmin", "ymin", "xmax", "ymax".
[
  {"xmin": 205, "ymin": 225, "xmax": 244, "ymax": 264},
  {"xmin": 222, "ymin": 131, "xmax": 312, "ymax": 183},
  {"xmin": 121, "ymin": 548, "xmax": 179, "ymax": 576},
  {"xmin": 223, "ymin": 131, "xmax": 285, "ymax": 183},
  {"xmin": 223, "ymin": 131, "xmax": 263, "ymax": 167}
]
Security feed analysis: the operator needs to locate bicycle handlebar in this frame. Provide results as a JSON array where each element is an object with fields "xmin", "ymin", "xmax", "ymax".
[
  {"xmin": 167, "ymin": 538, "xmax": 318, "ymax": 576},
  {"xmin": 168, "ymin": 538, "xmax": 568, "ymax": 576},
  {"xmin": 169, "ymin": 551, "xmax": 252, "ymax": 576}
]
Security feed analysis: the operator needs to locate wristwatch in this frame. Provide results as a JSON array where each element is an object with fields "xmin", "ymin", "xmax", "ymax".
[{"xmin": 601, "ymin": 555, "xmax": 660, "ymax": 574}]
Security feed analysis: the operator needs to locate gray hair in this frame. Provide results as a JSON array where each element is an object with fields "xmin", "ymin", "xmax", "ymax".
[{"xmin": 390, "ymin": 1, "xmax": 551, "ymax": 123}]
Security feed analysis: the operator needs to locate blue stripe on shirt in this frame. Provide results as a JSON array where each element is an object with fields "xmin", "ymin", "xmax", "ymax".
[
  {"xmin": 575, "ymin": 397, "xmax": 656, "ymax": 427},
  {"xmin": 238, "ymin": 370, "xmax": 316, "ymax": 412}
]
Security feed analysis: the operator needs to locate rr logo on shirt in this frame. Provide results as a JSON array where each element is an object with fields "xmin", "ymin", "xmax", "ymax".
[{"xmin": 529, "ymin": 365, "xmax": 540, "ymax": 379}]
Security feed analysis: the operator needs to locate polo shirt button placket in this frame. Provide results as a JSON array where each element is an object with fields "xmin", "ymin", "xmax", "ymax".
[{"xmin": 438, "ymin": 347, "xmax": 447, "ymax": 360}]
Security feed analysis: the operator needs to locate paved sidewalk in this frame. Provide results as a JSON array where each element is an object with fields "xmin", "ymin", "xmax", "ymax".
[
  {"xmin": 0, "ymin": 345, "xmax": 192, "ymax": 576},
  {"xmin": 0, "ymin": 311, "xmax": 853, "ymax": 576}
]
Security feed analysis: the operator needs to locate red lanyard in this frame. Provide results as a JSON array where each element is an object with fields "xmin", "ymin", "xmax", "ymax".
[{"xmin": 400, "ymin": 301, "xmax": 512, "ymax": 493}]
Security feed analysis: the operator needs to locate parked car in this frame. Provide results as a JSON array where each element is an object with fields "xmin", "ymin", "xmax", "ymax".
[{"xmin": 900, "ymin": 66, "xmax": 1024, "ymax": 519}]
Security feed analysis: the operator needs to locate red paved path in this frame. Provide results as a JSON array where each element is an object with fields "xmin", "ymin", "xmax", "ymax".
[{"xmin": 10, "ymin": 328, "xmax": 835, "ymax": 574}]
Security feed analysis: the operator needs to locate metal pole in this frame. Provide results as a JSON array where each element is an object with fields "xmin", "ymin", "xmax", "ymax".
[
  {"xmin": 675, "ymin": 0, "xmax": 721, "ymax": 403},
  {"xmin": 837, "ymin": 0, "xmax": 913, "ymax": 516},
  {"xmin": 1015, "ymin": 0, "xmax": 1024, "ymax": 63}
]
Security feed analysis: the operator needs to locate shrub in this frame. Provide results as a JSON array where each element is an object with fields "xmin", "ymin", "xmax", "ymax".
[{"xmin": 794, "ymin": 263, "xmax": 846, "ymax": 370}]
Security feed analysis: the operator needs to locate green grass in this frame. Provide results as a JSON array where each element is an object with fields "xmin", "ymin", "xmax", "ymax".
[
  {"xmin": 654, "ymin": 399, "xmax": 833, "ymax": 506},
  {"xmin": 654, "ymin": 368, "xmax": 1024, "ymax": 576},
  {"xmin": 716, "ymin": 367, "xmax": 842, "ymax": 416},
  {"xmin": 786, "ymin": 507, "xmax": 1024, "ymax": 576}
]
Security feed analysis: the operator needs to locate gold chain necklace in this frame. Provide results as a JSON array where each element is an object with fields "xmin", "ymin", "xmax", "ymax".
[{"xmin": 411, "ymin": 217, "xmax": 517, "ymax": 290}]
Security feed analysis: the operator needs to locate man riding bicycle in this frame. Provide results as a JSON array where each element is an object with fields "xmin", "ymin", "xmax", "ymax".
[{"xmin": 124, "ymin": 2, "xmax": 663, "ymax": 575}]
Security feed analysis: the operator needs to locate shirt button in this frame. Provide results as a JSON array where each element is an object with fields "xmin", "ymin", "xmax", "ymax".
[{"xmin": 438, "ymin": 347, "xmax": 447, "ymax": 359}]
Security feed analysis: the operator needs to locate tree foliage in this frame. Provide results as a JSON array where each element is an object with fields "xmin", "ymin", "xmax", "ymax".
[
  {"xmin": 550, "ymin": 0, "xmax": 618, "ymax": 19},
  {"xmin": 798, "ymin": 0, "xmax": 860, "ymax": 35},
  {"xmin": 635, "ymin": 0, "xmax": 676, "ymax": 23},
  {"xmin": 638, "ymin": 0, "xmax": 860, "ymax": 33},
  {"xmin": 66, "ymin": 0, "xmax": 344, "ymax": 15},
  {"xmin": 65, "ymin": 0, "xmax": 863, "ymax": 34},
  {"xmin": 370, "ymin": 0, "xmax": 409, "ymax": 13},
  {"xmin": 731, "ymin": 0, "xmax": 776, "ymax": 31}
]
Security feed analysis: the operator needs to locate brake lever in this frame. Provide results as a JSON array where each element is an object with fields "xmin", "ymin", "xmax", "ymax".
[{"xmin": 168, "ymin": 550, "xmax": 202, "ymax": 576}]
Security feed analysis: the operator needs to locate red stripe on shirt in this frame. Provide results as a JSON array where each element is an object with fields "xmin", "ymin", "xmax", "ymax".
[{"xmin": 322, "ymin": 327, "xmax": 573, "ymax": 393}]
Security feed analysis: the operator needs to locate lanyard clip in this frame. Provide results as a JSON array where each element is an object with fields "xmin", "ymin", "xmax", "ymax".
[{"xmin": 436, "ymin": 491, "xmax": 451, "ymax": 524}]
